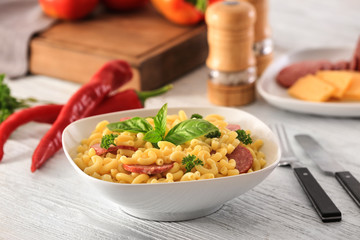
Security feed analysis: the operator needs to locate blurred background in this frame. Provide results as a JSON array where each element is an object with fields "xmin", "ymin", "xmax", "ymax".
[{"xmin": 1, "ymin": 0, "xmax": 360, "ymax": 92}]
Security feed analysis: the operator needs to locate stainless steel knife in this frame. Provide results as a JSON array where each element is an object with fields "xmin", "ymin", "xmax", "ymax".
[{"xmin": 295, "ymin": 134, "xmax": 360, "ymax": 207}]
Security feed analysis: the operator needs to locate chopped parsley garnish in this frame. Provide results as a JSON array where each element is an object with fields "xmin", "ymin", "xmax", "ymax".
[
  {"xmin": 100, "ymin": 133, "xmax": 118, "ymax": 149},
  {"xmin": 236, "ymin": 129, "xmax": 252, "ymax": 145},
  {"xmin": 182, "ymin": 154, "xmax": 204, "ymax": 173},
  {"xmin": 205, "ymin": 130, "xmax": 221, "ymax": 138}
]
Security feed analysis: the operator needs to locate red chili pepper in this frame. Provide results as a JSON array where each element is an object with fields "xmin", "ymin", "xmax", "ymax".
[
  {"xmin": 31, "ymin": 60, "xmax": 132, "ymax": 172},
  {"xmin": 0, "ymin": 84, "xmax": 172, "ymax": 164},
  {"xmin": 92, "ymin": 84, "xmax": 173, "ymax": 115},
  {"xmin": 0, "ymin": 104, "xmax": 62, "ymax": 161},
  {"xmin": 102, "ymin": 0, "xmax": 149, "ymax": 11},
  {"xmin": 151, "ymin": 0, "xmax": 205, "ymax": 25},
  {"xmin": 208, "ymin": 0, "xmax": 222, "ymax": 5}
]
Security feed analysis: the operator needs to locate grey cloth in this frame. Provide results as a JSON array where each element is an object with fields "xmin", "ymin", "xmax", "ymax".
[{"xmin": 0, "ymin": 0, "xmax": 55, "ymax": 78}]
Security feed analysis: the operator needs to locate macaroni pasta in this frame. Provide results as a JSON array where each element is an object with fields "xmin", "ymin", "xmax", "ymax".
[{"xmin": 74, "ymin": 111, "xmax": 266, "ymax": 184}]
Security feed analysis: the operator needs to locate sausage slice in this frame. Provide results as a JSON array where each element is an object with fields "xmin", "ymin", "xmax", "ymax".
[
  {"xmin": 226, "ymin": 124, "xmax": 241, "ymax": 131},
  {"xmin": 332, "ymin": 60, "xmax": 350, "ymax": 70},
  {"xmin": 91, "ymin": 143, "xmax": 137, "ymax": 155},
  {"xmin": 123, "ymin": 163, "xmax": 174, "ymax": 175},
  {"xmin": 227, "ymin": 145, "xmax": 253, "ymax": 174},
  {"xmin": 276, "ymin": 60, "xmax": 333, "ymax": 88},
  {"xmin": 350, "ymin": 38, "xmax": 360, "ymax": 70}
]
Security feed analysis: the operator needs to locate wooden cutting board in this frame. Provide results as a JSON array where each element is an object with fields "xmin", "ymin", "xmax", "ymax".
[{"xmin": 29, "ymin": 5, "xmax": 208, "ymax": 90}]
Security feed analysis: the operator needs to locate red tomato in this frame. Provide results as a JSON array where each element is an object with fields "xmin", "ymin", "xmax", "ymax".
[
  {"xmin": 208, "ymin": 0, "xmax": 223, "ymax": 4},
  {"xmin": 39, "ymin": 0, "xmax": 99, "ymax": 20},
  {"xmin": 103, "ymin": 0, "xmax": 149, "ymax": 11}
]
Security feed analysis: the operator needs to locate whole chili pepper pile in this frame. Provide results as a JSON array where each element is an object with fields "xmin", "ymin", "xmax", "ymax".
[
  {"xmin": 31, "ymin": 60, "xmax": 133, "ymax": 172},
  {"xmin": 0, "ymin": 84, "xmax": 172, "ymax": 164},
  {"xmin": 151, "ymin": 0, "xmax": 223, "ymax": 25},
  {"xmin": 25, "ymin": 59, "xmax": 170, "ymax": 172}
]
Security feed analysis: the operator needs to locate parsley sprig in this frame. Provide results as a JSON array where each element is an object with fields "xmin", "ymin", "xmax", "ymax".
[
  {"xmin": 0, "ymin": 74, "xmax": 30, "ymax": 123},
  {"xmin": 0, "ymin": 74, "xmax": 51, "ymax": 123},
  {"xmin": 236, "ymin": 129, "xmax": 253, "ymax": 145},
  {"xmin": 205, "ymin": 130, "xmax": 221, "ymax": 138},
  {"xmin": 182, "ymin": 154, "xmax": 204, "ymax": 173},
  {"xmin": 186, "ymin": 0, "xmax": 207, "ymax": 12},
  {"xmin": 100, "ymin": 133, "xmax": 118, "ymax": 149}
]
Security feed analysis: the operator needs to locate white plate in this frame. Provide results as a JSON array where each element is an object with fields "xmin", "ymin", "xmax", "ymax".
[
  {"xmin": 62, "ymin": 107, "xmax": 280, "ymax": 221},
  {"xmin": 257, "ymin": 48, "xmax": 360, "ymax": 117}
]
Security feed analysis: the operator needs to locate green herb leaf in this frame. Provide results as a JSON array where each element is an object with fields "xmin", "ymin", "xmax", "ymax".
[
  {"xmin": 153, "ymin": 103, "xmax": 167, "ymax": 138},
  {"xmin": 100, "ymin": 133, "xmax": 118, "ymax": 149},
  {"xmin": 144, "ymin": 129, "xmax": 163, "ymax": 143},
  {"xmin": 165, "ymin": 119, "xmax": 219, "ymax": 145},
  {"xmin": 190, "ymin": 113, "xmax": 203, "ymax": 119},
  {"xmin": 185, "ymin": 0, "xmax": 207, "ymax": 12},
  {"xmin": 205, "ymin": 130, "xmax": 221, "ymax": 138},
  {"xmin": 107, "ymin": 117, "xmax": 153, "ymax": 133},
  {"xmin": 236, "ymin": 129, "xmax": 253, "ymax": 145},
  {"xmin": 0, "ymin": 74, "xmax": 28, "ymax": 123},
  {"xmin": 106, "ymin": 104, "xmax": 219, "ymax": 147},
  {"xmin": 182, "ymin": 154, "xmax": 204, "ymax": 173},
  {"xmin": 0, "ymin": 74, "xmax": 54, "ymax": 123}
]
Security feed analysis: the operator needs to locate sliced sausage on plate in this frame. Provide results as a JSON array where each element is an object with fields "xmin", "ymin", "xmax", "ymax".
[
  {"xmin": 350, "ymin": 38, "xmax": 360, "ymax": 70},
  {"xmin": 332, "ymin": 60, "xmax": 350, "ymax": 70},
  {"xmin": 276, "ymin": 60, "xmax": 333, "ymax": 88}
]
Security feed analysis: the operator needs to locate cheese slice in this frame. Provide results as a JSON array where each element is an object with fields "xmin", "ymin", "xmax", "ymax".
[
  {"xmin": 342, "ymin": 72, "xmax": 360, "ymax": 100},
  {"xmin": 316, "ymin": 71, "xmax": 353, "ymax": 98},
  {"xmin": 288, "ymin": 74, "xmax": 335, "ymax": 102}
]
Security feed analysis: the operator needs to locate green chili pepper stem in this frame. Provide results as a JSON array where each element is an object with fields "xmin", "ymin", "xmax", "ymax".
[
  {"xmin": 16, "ymin": 98, "xmax": 54, "ymax": 109},
  {"xmin": 136, "ymin": 84, "xmax": 173, "ymax": 106},
  {"xmin": 186, "ymin": 0, "xmax": 207, "ymax": 12},
  {"xmin": 22, "ymin": 97, "xmax": 54, "ymax": 105}
]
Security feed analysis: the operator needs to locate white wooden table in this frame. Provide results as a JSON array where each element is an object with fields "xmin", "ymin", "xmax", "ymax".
[{"xmin": 1, "ymin": 0, "xmax": 360, "ymax": 239}]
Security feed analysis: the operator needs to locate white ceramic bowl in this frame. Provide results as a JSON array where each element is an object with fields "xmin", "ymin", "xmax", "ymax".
[{"xmin": 62, "ymin": 106, "xmax": 280, "ymax": 221}]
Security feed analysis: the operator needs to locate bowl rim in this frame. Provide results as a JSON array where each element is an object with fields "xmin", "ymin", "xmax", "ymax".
[{"xmin": 62, "ymin": 106, "xmax": 281, "ymax": 187}]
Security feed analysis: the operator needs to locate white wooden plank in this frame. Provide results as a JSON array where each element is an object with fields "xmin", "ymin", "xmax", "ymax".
[{"xmin": 1, "ymin": 0, "xmax": 360, "ymax": 239}]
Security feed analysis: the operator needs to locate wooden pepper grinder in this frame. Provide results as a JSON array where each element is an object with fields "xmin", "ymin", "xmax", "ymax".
[
  {"xmin": 206, "ymin": 1, "xmax": 256, "ymax": 106},
  {"xmin": 245, "ymin": 0, "xmax": 273, "ymax": 76}
]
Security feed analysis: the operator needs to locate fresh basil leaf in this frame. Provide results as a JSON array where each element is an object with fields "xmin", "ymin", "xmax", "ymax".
[
  {"xmin": 144, "ymin": 129, "xmax": 163, "ymax": 143},
  {"xmin": 107, "ymin": 117, "xmax": 153, "ymax": 133},
  {"xmin": 154, "ymin": 103, "xmax": 167, "ymax": 138},
  {"xmin": 165, "ymin": 119, "xmax": 219, "ymax": 145}
]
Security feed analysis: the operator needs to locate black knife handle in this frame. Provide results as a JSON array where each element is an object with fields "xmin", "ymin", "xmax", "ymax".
[
  {"xmin": 335, "ymin": 171, "xmax": 360, "ymax": 207},
  {"xmin": 293, "ymin": 167, "xmax": 341, "ymax": 222}
]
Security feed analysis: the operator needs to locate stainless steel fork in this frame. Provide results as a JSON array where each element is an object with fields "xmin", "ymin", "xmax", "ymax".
[
  {"xmin": 274, "ymin": 124, "xmax": 302, "ymax": 168},
  {"xmin": 272, "ymin": 124, "xmax": 341, "ymax": 222}
]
